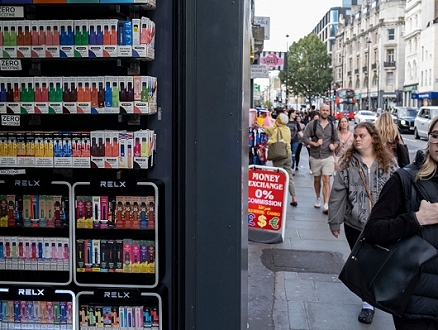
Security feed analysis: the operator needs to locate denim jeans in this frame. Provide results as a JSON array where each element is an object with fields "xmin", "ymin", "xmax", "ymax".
[{"xmin": 291, "ymin": 142, "xmax": 299, "ymax": 169}]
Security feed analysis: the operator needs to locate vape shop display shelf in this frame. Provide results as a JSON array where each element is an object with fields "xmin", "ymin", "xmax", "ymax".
[
  {"xmin": 76, "ymin": 290, "xmax": 161, "ymax": 330},
  {"xmin": 0, "ymin": 287, "xmax": 75, "ymax": 329},
  {"xmin": 0, "ymin": 179, "xmax": 73, "ymax": 286},
  {"xmin": 72, "ymin": 180, "xmax": 161, "ymax": 289}
]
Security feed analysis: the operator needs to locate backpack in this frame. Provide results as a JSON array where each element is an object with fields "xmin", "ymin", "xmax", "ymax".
[{"xmin": 312, "ymin": 119, "xmax": 335, "ymax": 143}]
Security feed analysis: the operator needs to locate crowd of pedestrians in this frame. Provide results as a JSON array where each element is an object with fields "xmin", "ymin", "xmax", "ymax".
[{"xmin": 258, "ymin": 104, "xmax": 438, "ymax": 329}]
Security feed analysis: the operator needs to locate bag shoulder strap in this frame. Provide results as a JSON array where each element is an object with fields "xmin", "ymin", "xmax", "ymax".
[
  {"xmin": 312, "ymin": 119, "xmax": 318, "ymax": 138},
  {"xmin": 313, "ymin": 119, "xmax": 335, "ymax": 142},
  {"xmin": 276, "ymin": 127, "xmax": 284, "ymax": 141},
  {"xmin": 396, "ymin": 167, "xmax": 417, "ymax": 212}
]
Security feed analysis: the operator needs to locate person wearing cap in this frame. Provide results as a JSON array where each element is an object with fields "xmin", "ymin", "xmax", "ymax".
[{"xmin": 253, "ymin": 113, "xmax": 298, "ymax": 206}]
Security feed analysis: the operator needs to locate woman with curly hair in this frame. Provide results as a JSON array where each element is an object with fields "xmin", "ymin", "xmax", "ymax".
[
  {"xmin": 363, "ymin": 117, "xmax": 438, "ymax": 329},
  {"xmin": 328, "ymin": 122, "xmax": 398, "ymax": 325}
]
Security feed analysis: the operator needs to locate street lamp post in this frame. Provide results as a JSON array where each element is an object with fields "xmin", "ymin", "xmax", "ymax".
[
  {"xmin": 367, "ymin": 40, "xmax": 372, "ymax": 110},
  {"xmin": 285, "ymin": 34, "xmax": 289, "ymax": 108}
]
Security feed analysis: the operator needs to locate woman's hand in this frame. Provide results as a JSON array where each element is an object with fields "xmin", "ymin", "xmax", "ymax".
[
  {"xmin": 331, "ymin": 230, "xmax": 340, "ymax": 238},
  {"xmin": 416, "ymin": 200, "xmax": 438, "ymax": 226}
]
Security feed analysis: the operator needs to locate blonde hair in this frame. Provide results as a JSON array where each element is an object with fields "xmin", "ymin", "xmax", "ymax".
[
  {"xmin": 375, "ymin": 112, "xmax": 399, "ymax": 143},
  {"xmin": 417, "ymin": 117, "xmax": 438, "ymax": 180}
]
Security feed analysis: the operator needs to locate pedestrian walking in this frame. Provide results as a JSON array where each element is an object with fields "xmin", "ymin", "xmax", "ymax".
[
  {"xmin": 334, "ymin": 117, "xmax": 354, "ymax": 171},
  {"xmin": 287, "ymin": 109, "xmax": 302, "ymax": 171},
  {"xmin": 295, "ymin": 114, "xmax": 305, "ymax": 170},
  {"xmin": 363, "ymin": 116, "xmax": 438, "ymax": 329},
  {"xmin": 302, "ymin": 104, "xmax": 340, "ymax": 214},
  {"xmin": 328, "ymin": 122, "xmax": 397, "ymax": 324},
  {"xmin": 254, "ymin": 113, "xmax": 298, "ymax": 206}
]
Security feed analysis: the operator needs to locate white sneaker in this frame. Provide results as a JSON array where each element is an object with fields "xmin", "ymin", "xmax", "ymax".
[
  {"xmin": 323, "ymin": 204, "xmax": 329, "ymax": 214},
  {"xmin": 314, "ymin": 198, "xmax": 321, "ymax": 208},
  {"xmin": 309, "ymin": 169, "xmax": 313, "ymax": 174}
]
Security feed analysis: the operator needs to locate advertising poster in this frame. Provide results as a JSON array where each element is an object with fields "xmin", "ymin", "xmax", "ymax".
[{"xmin": 248, "ymin": 165, "xmax": 288, "ymax": 243}]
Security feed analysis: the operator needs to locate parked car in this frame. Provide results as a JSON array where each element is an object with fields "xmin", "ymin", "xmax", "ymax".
[
  {"xmin": 389, "ymin": 107, "xmax": 419, "ymax": 134},
  {"xmin": 354, "ymin": 110, "xmax": 377, "ymax": 124},
  {"xmin": 414, "ymin": 106, "xmax": 438, "ymax": 139}
]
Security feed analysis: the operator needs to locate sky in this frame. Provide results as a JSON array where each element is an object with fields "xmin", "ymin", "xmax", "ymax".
[
  {"xmin": 253, "ymin": 0, "xmax": 343, "ymax": 88},
  {"xmin": 254, "ymin": 0, "xmax": 343, "ymax": 52}
]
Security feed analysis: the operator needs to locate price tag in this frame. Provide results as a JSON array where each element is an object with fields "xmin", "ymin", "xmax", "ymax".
[
  {"xmin": 1, "ymin": 115, "xmax": 20, "ymax": 126},
  {"xmin": 0, "ymin": 59, "xmax": 22, "ymax": 71}
]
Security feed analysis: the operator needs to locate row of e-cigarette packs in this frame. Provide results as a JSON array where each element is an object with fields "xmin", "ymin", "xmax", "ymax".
[
  {"xmin": 76, "ymin": 239, "xmax": 155, "ymax": 274},
  {"xmin": 76, "ymin": 195, "xmax": 155, "ymax": 230},
  {"xmin": 0, "ymin": 236, "xmax": 69, "ymax": 272},
  {"xmin": 0, "ymin": 300, "xmax": 73, "ymax": 329},
  {"xmin": 79, "ymin": 304, "xmax": 158, "ymax": 329},
  {"xmin": 0, "ymin": 75, "xmax": 157, "ymax": 114},
  {"xmin": 1, "ymin": 18, "xmax": 155, "ymax": 59},
  {"xmin": 0, "ymin": 129, "xmax": 156, "ymax": 169},
  {"xmin": 0, "ymin": 194, "xmax": 69, "ymax": 228}
]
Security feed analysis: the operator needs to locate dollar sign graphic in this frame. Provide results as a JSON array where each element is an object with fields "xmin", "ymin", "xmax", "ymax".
[{"xmin": 257, "ymin": 215, "xmax": 267, "ymax": 227}]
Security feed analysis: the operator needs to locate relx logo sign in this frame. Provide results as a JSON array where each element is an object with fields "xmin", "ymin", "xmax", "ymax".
[
  {"xmin": 18, "ymin": 289, "xmax": 44, "ymax": 296},
  {"xmin": 15, "ymin": 180, "xmax": 40, "ymax": 187},
  {"xmin": 100, "ymin": 181, "xmax": 126, "ymax": 188},
  {"xmin": 103, "ymin": 291, "xmax": 130, "ymax": 299}
]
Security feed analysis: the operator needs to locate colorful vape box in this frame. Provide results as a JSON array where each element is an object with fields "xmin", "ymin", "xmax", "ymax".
[
  {"xmin": 35, "ymin": 132, "xmax": 51, "ymax": 167},
  {"xmin": 102, "ymin": 20, "xmax": 118, "ymax": 57},
  {"xmin": 61, "ymin": 132, "xmax": 73, "ymax": 167},
  {"xmin": 0, "ymin": 82, "xmax": 6, "ymax": 113},
  {"xmin": 134, "ymin": 75, "xmax": 149, "ymax": 112},
  {"xmin": 132, "ymin": 19, "xmax": 140, "ymax": 46},
  {"xmin": 48, "ymin": 77, "xmax": 63, "ymax": 114},
  {"xmin": 19, "ymin": 77, "xmax": 34, "ymax": 114},
  {"xmin": 80, "ymin": 132, "xmax": 91, "ymax": 168},
  {"xmin": 17, "ymin": 21, "xmax": 32, "ymax": 58},
  {"xmin": 33, "ymin": 76, "xmax": 49, "ymax": 114},
  {"xmin": 100, "ymin": 196, "xmax": 109, "ymax": 229},
  {"xmin": 53, "ymin": 132, "xmax": 63, "ymax": 167},
  {"xmin": 119, "ymin": 76, "xmax": 134, "ymax": 113},
  {"xmin": 74, "ymin": 20, "xmax": 89, "ymax": 58},
  {"xmin": 149, "ymin": 76, "xmax": 157, "ymax": 114},
  {"xmin": 51, "ymin": 195, "xmax": 61, "ymax": 228},
  {"xmin": 90, "ymin": 76, "xmax": 105, "ymax": 114},
  {"xmin": 118, "ymin": 306, "xmax": 126, "ymax": 328},
  {"xmin": 79, "ymin": 305, "xmax": 87, "ymax": 327},
  {"xmin": 84, "ymin": 239, "xmax": 92, "ymax": 270},
  {"xmin": 3, "ymin": 21, "xmax": 18, "ymax": 58},
  {"xmin": 104, "ymin": 130, "xmax": 119, "ymax": 168},
  {"xmin": 123, "ymin": 239, "xmax": 132, "ymax": 273},
  {"xmin": 90, "ymin": 130, "xmax": 105, "ymax": 168},
  {"xmin": 0, "ymin": 237, "xmax": 5, "ymax": 270},
  {"xmin": 103, "ymin": 76, "xmax": 119, "ymax": 113},
  {"xmin": 76, "ymin": 239, "xmax": 85, "ymax": 271},
  {"xmin": 6, "ymin": 77, "xmax": 21, "ymax": 114},
  {"xmin": 4, "ymin": 132, "xmax": 17, "ymax": 166},
  {"xmin": 131, "ymin": 240, "xmax": 140, "ymax": 273},
  {"xmin": 92, "ymin": 196, "xmax": 100, "ymax": 229},
  {"xmin": 133, "ymin": 130, "xmax": 150, "ymax": 169},
  {"xmin": 88, "ymin": 20, "xmax": 103, "ymax": 57},
  {"xmin": 60, "ymin": 20, "xmax": 75, "ymax": 58},
  {"xmin": 45, "ymin": 20, "xmax": 60, "ymax": 58},
  {"xmin": 84, "ymin": 196, "xmax": 93, "ymax": 228},
  {"xmin": 115, "ymin": 239, "xmax": 123, "ymax": 271},
  {"xmin": 62, "ymin": 76, "xmax": 77, "ymax": 114},
  {"xmin": 139, "ymin": 240, "xmax": 148, "ymax": 273},
  {"xmin": 92, "ymin": 239, "xmax": 100, "ymax": 269},
  {"xmin": 31, "ymin": 20, "xmax": 45, "ymax": 58},
  {"xmin": 24, "ymin": 131, "xmax": 36, "ymax": 167},
  {"xmin": 77, "ymin": 77, "xmax": 92, "ymax": 113}
]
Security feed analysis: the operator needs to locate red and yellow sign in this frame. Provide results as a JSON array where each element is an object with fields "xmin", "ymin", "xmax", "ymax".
[{"xmin": 248, "ymin": 167, "xmax": 287, "ymax": 234}]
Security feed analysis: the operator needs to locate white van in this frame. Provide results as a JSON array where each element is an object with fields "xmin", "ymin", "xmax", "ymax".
[{"xmin": 414, "ymin": 106, "xmax": 438, "ymax": 139}]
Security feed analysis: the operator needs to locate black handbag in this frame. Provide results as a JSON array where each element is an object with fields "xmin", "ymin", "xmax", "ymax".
[
  {"xmin": 339, "ymin": 232, "xmax": 437, "ymax": 317},
  {"xmin": 267, "ymin": 129, "xmax": 288, "ymax": 161}
]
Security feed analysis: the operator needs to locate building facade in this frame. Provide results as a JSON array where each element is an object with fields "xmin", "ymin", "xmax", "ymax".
[{"xmin": 333, "ymin": 0, "xmax": 406, "ymax": 110}]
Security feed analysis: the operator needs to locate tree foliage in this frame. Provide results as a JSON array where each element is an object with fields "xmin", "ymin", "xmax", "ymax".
[{"xmin": 279, "ymin": 34, "xmax": 333, "ymax": 106}]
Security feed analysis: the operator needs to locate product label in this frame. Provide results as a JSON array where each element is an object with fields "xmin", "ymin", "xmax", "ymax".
[
  {"xmin": 1, "ymin": 114, "xmax": 20, "ymax": 126},
  {"xmin": 0, "ymin": 6, "xmax": 24, "ymax": 18},
  {"xmin": 0, "ymin": 59, "xmax": 21, "ymax": 71}
]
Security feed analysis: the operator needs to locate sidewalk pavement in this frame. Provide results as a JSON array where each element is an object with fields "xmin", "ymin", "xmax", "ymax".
[{"xmin": 247, "ymin": 152, "xmax": 396, "ymax": 330}]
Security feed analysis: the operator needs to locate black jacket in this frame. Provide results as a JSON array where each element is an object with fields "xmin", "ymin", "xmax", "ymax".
[{"xmin": 364, "ymin": 151, "xmax": 438, "ymax": 320}]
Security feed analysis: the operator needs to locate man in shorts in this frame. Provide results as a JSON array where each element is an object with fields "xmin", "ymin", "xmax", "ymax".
[{"xmin": 302, "ymin": 104, "xmax": 339, "ymax": 214}]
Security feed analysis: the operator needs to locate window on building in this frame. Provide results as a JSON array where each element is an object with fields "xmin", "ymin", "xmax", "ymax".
[
  {"xmin": 408, "ymin": 63, "xmax": 412, "ymax": 80},
  {"xmin": 388, "ymin": 29, "xmax": 395, "ymax": 41},
  {"xmin": 387, "ymin": 49, "xmax": 395, "ymax": 62},
  {"xmin": 338, "ymin": 68, "xmax": 342, "ymax": 80},
  {"xmin": 413, "ymin": 61, "xmax": 417, "ymax": 80},
  {"xmin": 387, "ymin": 72, "xmax": 394, "ymax": 85},
  {"xmin": 430, "ymin": 69, "xmax": 432, "ymax": 85},
  {"xmin": 421, "ymin": 71, "xmax": 423, "ymax": 86},
  {"xmin": 355, "ymin": 79, "xmax": 360, "ymax": 89}
]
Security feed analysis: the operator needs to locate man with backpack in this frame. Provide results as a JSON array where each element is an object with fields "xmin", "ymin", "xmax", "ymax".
[{"xmin": 302, "ymin": 104, "xmax": 340, "ymax": 214}]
